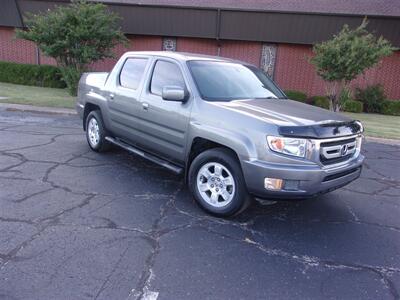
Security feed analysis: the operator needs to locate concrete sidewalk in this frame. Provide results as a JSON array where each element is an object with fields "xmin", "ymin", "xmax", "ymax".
[
  {"xmin": 366, "ymin": 136, "xmax": 400, "ymax": 145},
  {"xmin": 0, "ymin": 103, "xmax": 76, "ymax": 115}
]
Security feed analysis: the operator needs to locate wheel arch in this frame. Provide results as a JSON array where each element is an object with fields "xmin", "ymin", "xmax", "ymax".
[
  {"xmin": 83, "ymin": 102, "xmax": 101, "ymax": 131},
  {"xmin": 185, "ymin": 137, "xmax": 242, "ymax": 184},
  {"xmin": 186, "ymin": 138, "xmax": 252, "ymax": 216}
]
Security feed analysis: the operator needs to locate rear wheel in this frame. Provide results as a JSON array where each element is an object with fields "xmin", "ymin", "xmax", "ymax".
[
  {"xmin": 188, "ymin": 148, "xmax": 252, "ymax": 217},
  {"xmin": 85, "ymin": 110, "xmax": 111, "ymax": 152}
]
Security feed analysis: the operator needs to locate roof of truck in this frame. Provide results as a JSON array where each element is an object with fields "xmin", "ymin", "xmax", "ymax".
[{"xmin": 124, "ymin": 51, "xmax": 248, "ymax": 64}]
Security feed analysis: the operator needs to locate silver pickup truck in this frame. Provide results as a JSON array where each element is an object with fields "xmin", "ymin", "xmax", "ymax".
[{"xmin": 76, "ymin": 51, "xmax": 364, "ymax": 217}]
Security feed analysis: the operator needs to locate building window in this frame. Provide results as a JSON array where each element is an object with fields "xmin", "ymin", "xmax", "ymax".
[
  {"xmin": 162, "ymin": 37, "xmax": 177, "ymax": 51},
  {"xmin": 261, "ymin": 44, "xmax": 277, "ymax": 78}
]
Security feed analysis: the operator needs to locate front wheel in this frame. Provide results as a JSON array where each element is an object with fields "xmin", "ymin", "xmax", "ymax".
[{"xmin": 188, "ymin": 148, "xmax": 252, "ymax": 217}]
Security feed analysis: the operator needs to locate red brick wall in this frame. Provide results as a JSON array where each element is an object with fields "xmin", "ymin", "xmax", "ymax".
[
  {"xmin": 220, "ymin": 40, "xmax": 262, "ymax": 66},
  {"xmin": 176, "ymin": 39, "xmax": 400, "ymax": 99},
  {"xmin": 349, "ymin": 52, "xmax": 400, "ymax": 99},
  {"xmin": 90, "ymin": 35, "xmax": 162, "ymax": 71},
  {"xmin": 1, "ymin": 25, "xmax": 399, "ymax": 99},
  {"xmin": 177, "ymin": 38, "xmax": 262, "ymax": 66},
  {"xmin": 0, "ymin": 27, "xmax": 163, "ymax": 71},
  {"xmin": 274, "ymin": 44, "xmax": 400, "ymax": 99},
  {"xmin": 0, "ymin": 26, "xmax": 56, "ymax": 65},
  {"xmin": 177, "ymin": 37, "xmax": 218, "ymax": 55},
  {"xmin": 0, "ymin": 26, "xmax": 36, "ymax": 64}
]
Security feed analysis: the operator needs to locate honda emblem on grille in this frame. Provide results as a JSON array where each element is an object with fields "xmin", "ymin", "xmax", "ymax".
[{"xmin": 341, "ymin": 144, "xmax": 348, "ymax": 156}]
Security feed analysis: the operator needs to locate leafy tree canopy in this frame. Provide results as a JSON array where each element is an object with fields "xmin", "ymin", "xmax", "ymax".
[
  {"xmin": 16, "ymin": 0, "xmax": 128, "ymax": 95},
  {"xmin": 311, "ymin": 20, "xmax": 396, "ymax": 111},
  {"xmin": 312, "ymin": 20, "xmax": 395, "ymax": 83}
]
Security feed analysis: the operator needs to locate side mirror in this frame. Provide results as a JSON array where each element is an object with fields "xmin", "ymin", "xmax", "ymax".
[{"xmin": 162, "ymin": 86, "xmax": 186, "ymax": 102}]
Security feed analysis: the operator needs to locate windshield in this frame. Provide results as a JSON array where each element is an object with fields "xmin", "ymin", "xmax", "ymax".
[{"xmin": 188, "ymin": 60, "xmax": 286, "ymax": 101}]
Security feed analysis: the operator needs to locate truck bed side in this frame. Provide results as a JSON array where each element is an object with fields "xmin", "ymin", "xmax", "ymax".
[{"xmin": 76, "ymin": 72, "xmax": 109, "ymax": 124}]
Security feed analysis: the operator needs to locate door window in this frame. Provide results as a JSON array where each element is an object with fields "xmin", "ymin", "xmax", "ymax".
[
  {"xmin": 119, "ymin": 58, "xmax": 148, "ymax": 90},
  {"xmin": 150, "ymin": 60, "xmax": 185, "ymax": 96}
]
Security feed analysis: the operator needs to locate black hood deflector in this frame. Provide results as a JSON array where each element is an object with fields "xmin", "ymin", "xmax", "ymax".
[{"xmin": 279, "ymin": 120, "xmax": 363, "ymax": 139}]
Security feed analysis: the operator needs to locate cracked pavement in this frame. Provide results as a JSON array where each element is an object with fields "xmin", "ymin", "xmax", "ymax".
[{"xmin": 0, "ymin": 108, "xmax": 399, "ymax": 300}]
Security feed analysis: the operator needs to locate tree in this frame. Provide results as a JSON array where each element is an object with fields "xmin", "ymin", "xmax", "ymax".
[
  {"xmin": 16, "ymin": 0, "xmax": 127, "ymax": 95},
  {"xmin": 311, "ymin": 20, "xmax": 395, "ymax": 111}
]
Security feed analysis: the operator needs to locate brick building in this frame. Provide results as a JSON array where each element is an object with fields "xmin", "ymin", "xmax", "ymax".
[{"xmin": 1, "ymin": 0, "xmax": 400, "ymax": 98}]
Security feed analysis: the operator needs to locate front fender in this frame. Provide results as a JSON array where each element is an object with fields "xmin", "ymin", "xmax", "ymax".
[{"xmin": 187, "ymin": 121, "xmax": 258, "ymax": 161}]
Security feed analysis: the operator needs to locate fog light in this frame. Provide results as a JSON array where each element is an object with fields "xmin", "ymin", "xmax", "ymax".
[
  {"xmin": 264, "ymin": 178, "xmax": 284, "ymax": 190},
  {"xmin": 283, "ymin": 180, "xmax": 300, "ymax": 191}
]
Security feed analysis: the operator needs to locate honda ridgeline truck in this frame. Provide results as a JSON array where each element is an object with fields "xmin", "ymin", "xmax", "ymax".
[{"xmin": 76, "ymin": 51, "xmax": 364, "ymax": 217}]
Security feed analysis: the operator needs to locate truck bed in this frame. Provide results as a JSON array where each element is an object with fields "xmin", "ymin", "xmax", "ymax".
[{"xmin": 78, "ymin": 72, "xmax": 109, "ymax": 96}]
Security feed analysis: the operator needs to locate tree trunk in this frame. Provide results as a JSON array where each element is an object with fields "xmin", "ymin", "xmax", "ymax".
[{"xmin": 326, "ymin": 80, "xmax": 345, "ymax": 112}]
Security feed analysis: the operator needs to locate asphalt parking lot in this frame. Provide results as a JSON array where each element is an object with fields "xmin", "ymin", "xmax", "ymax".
[{"xmin": 0, "ymin": 108, "xmax": 399, "ymax": 300}]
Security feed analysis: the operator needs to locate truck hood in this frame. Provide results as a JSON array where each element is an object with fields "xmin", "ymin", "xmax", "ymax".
[
  {"xmin": 212, "ymin": 98, "xmax": 362, "ymax": 138},
  {"xmin": 213, "ymin": 98, "xmax": 350, "ymax": 126}
]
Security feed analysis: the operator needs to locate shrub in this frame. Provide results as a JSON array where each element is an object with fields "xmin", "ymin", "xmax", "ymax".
[
  {"xmin": 342, "ymin": 100, "xmax": 364, "ymax": 113},
  {"xmin": 0, "ymin": 61, "xmax": 65, "ymax": 88},
  {"xmin": 285, "ymin": 90, "xmax": 307, "ymax": 102},
  {"xmin": 381, "ymin": 100, "xmax": 400, "ymax": 116},
  {"xmin": 312, "ymin": 96, "xmax": 330, "ymax": 109},
  {"xmin": 355, "ymin": 84, "xmax": 386, "ymax": 113}
]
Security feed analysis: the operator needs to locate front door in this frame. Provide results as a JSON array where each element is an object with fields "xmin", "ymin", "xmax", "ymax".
[{"xmin": 138, "ymin": 59, "xmax": 192, "ymax": 164}]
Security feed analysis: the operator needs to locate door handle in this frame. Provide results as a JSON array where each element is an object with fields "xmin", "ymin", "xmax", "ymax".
[{"xmin": 142, "ymin": 102, "xmax": 149, "ymax": 110}]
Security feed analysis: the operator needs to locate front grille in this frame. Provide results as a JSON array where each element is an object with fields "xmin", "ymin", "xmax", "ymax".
[
  {"xmin": 320, "ymin": 153, "xmax": 354, "ymax": 165},
  {"xmin": 320, "ymin": 137, "xmax": 357, "ymax": 165}
]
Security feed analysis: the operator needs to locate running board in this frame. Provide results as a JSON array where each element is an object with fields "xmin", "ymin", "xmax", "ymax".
[{"xmin": 105, "ymin": 137, "xmax": 183, "ymax": 175}]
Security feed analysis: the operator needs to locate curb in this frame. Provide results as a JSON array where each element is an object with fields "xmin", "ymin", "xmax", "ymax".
[
  {"xmin": 0, "ymin": 103, "xmax": 76, "ymax": 115},
  {"xmin": 365, "ymin": 136, "xmax": 400, "ymax": 146}
]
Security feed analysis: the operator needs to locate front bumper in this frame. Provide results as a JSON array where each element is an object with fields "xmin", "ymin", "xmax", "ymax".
[{"xmin": 241, "ymin": 154, "xmax": 364, "ymax": 199}]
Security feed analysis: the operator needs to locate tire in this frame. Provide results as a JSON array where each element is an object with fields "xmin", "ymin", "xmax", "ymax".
[
  {"xmin": 188, "ymin": 148, "xmax": 252, "ymax": 217},
  {"xmin": 85, "ymin": 110, "xmax": 111, "ymax": 152}
]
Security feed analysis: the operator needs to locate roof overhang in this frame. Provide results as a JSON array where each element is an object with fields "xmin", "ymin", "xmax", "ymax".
[{"xmin": 4, "ymin": 0, "xmax": 400, "ymax": 47}]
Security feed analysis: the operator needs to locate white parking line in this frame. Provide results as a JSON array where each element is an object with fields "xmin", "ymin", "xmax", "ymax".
[
  {"xmin": 142, "ymin": 289, "xmax": 159, "ymax": 300},
  {"xmin": 127, "ymin": 288, "xmax": 159, "ymax": 300}
]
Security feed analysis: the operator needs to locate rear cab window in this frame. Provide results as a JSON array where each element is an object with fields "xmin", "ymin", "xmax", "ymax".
[{"xmin": 119, "ymin": 58, "xmax": 148, "ymax": 90}]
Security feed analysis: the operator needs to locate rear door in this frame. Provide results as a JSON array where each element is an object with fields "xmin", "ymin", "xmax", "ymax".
[
  {"xmin": 138, "ymin": 58, "xmax": 193, "ymax": 164},
  {"xmin": 108, "ymin": 56, "xmax": 149, "ymax": 142}
]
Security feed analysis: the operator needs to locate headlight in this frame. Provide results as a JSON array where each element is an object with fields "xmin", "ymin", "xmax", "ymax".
[
  {"xmin": 267, "ymin": 136, "xmax": 308, "ymax": 158},
  {"xmin": 355, "ymin": 120, "xmax": 364, "ymax": 133}
]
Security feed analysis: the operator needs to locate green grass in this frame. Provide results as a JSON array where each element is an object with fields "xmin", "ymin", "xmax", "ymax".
[
  {"xmin": 0, "ymin": 82, "xmax": 75, "ymax": 109},
  {"xmin": 343, "ymin": 112, "xmax": 400, "ymax": 140},
  {"xmin": 0, "ymin": 82, "xmax": 398, "ymax": 139}
]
